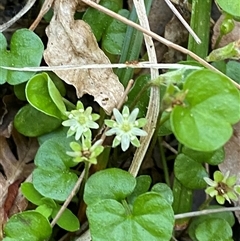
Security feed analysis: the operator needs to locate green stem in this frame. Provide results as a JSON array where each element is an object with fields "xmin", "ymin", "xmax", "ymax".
[
  {"xmin": 144, "ymin": 110, "xmax": 163, "ymax": 162},
  {"xmin": 115, "ymin": 0, "xmax": 152, "ymax": 87},
  {"xmin": 199, "ymin": 196, "xmax": 214, "ymax": 210},
  {"xmin": 129, "ymin": 82, "xmax": 152, "ymax": 110},
  {"xmin": 158, "ymin": 137, "xmax": 170, "ymax": 186},
  {"xmin": 122, "ymin": 199, "xmax": 132, "ymax": 216},
  {"xmin": 187, "ymin": 0, "xmax": 212, "ymax": 59},
  {"xmin": 62, "ymin": 97, "xmax": 75, "ymax": 110}
]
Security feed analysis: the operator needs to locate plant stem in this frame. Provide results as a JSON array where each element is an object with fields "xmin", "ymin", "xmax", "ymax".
[
  {"xmin": 129, "ymin": 82, "xmax": 152, "ymax": 110},
  {"xmin": 199, "ymin": 196, "xmax": 214, "ymax": 210},
  {"xmin": 122, "ymin": 199, "xmax": 132, "ymax": 216},
  {"xmin": 62, "ymin": 97, "xmax": 75, "ymax": 110},
  {"xmin": 187, "ymin": 0, "xmax": 212, "ymax": 59},
  {"xmin": 158, "ymin": 137, "xmax": 170, "ymax": 186}
]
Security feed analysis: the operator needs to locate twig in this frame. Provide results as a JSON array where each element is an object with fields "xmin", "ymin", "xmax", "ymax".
[
  {"xmin": 0, "ymin": 0, "xmax": 37, "ymax": 32},
  {"xmin": 80, "ymin": 0, "xmax": 240, "ymax": 90},
  {"xmin": 50, "ymin": 170, "xmax": 85, "ymax": 227},
  {"xmin": 174, "ymin": 206, "xmax": 240, "ymax": 219},
  {"xmin": 29, "ymin": 0, "xmax": 54, "ymax": 30},
  {"xmin": 164, "ymin": 0, "xmax": 201, "ymax": 44},
  {"xmin": 0, "ymin": 63, "xmax": 202, "ymax": 72},
  {"xmin": 128, "ymin": 0, "xmax": 159, "ymax": 177}
]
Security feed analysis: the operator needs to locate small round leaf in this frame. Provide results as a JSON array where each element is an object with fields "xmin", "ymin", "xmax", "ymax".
[
  {"xmin": 171, "ymin": 69, "xmax": 240, "ymax": 151},
  {"xmin": 33, "ymin": 138, "xmax": 78, "ymax": 201},
  {"xmin": 174, "ymin": 153, "xmax": 208, "ymax": 189},
  {"xmin": 195, "ymin": 218, "xmax": 232, "ymax": 241},
  {"xmin": 4, "ymin": 211, "xmax": 51, "ymax": 241},
  {"xmin": 84, "ymin": 168, "xmax": 136, "ymax": 206}
]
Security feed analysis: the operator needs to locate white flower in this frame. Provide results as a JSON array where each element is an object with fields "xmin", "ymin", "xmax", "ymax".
[
  {"xmin": 204, "ymin": 171, "xmax": 240, "ymax": 205},
  {"xmin": 67, "ymin": 138, "xmax": 104, "ymax": 164},
  {"xmin": 62, "ymin": 101, "xmax": 99, "ymax": 140},
  {"xmin": 104, "ymin": 106, "xmax": 147, "ymax": 151}
]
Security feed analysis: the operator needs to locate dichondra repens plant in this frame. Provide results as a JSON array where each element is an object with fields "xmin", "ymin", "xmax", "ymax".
[{"xmin": 1, "ymin": 0, "xmax": 240, "ymax": 240}]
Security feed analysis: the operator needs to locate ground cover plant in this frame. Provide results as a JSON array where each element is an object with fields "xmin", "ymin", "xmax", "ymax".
[{"xmin": 0, "ymin": 0, "xmax": 240, "ymax": 240}]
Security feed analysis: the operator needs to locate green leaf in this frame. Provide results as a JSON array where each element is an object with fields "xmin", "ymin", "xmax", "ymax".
[
  {"xmin": 87, "ymin": 193, "xmax": 174, "ymax": 241},
  {"xmin": 3, "ymin": 211, "xmax": 51, "ymax": 241},
  {"xmin": 26, "ymin": 72, "xmax": 65, "ymax": 118},
  {"xmin": 215, "ymin": 0, "xmax": 240, "ymax": 20},
  {"xmin": 151, "ymin": 183, "xmax": 174, "ymax": 205},
  {"xmin": 21, "ymin": 182, "xmax": 43, "ymax": 205},
  {"xmin": 188, "ymin": 205, "xmax": 235, "ymax": 241},
  {"xmin": 102, "ymin": 9, "xmax": 129, "ymax": 55},
  {"xmin": 14, "ymin": 82, "xmax": 27, "ymax": 101},
  {"xmin": 0, "ymin": 29, "xmax": 44, "ymax": 85},
  {"xmin": 127, "ymin": 175, "xmax": 151, "ymax": 206},
  {"xmin": 84, "ymin": 168, "xmax": 136, "ymax": 206},
  {"xmin": 171, "ymin": 69, "xmax": 240, "ymax": 151},
  {"xmin": 226, "ymin": 60, "xmax": 240, "ymax": 84},
  {"xmin": 14, "ymin": 104, "xmax": 62, "ymax": 137},
  {"xmin": 174, "ymin": 153, "xmax": 208, "ymax": 189},
  {"xmin": 126, "ymin": 74, "xmax": 150, "ymax": 117},
  {"xmin": 83, "ymin": 0, "xmax": 122, "ymax": 41},
  {"xmin": 36, "ymin": 204, "xmax": 53, "ymax": 218},
  {"xmin": 195, "ymin": 218, "xmax": 232, "ymax": 241},
  {"xmin": 158, "ymin": 111, "xmax": 172, "ymax": 136},
  {"xmin": 52, "ymin": 205, "xmax": 80, "ymax": 231},
  {"xmin": 37, "ymin": 126, "xmax": 69, "ymax": 145},
  {"xmin": 33, "ymin": 138, "xmax": 78, "ymax": 201},
  {"xmin": 182, "ymin": 146, "xmax": 225, "ymax": 165}
]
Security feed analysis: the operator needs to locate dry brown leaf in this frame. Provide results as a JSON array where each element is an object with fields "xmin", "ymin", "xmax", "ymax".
[
  {"xmin": 219, "ymin": 122, "xmax": 240, "ymax": 223},
  {"xmin": 0, "ymin": 129, "xmax": 38, "ymax": 236},
  {"xmin": 44, "ymin": 0, "xmax": 124, "ymax": 114}
]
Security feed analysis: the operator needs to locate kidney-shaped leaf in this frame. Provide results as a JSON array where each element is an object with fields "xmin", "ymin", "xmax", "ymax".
[
  {"xmin": 87, "ymin": 192, "xmax": 174, "ymax": 241},
  {"xmin": 215, "ymin": 0, "xmax": 240, "ymax": 20},
  {"xmin": 0, "ymin": 29, "xmax": 44, "ymax": 85},
  {"xmin": 171, "ymin": 69, "xmax": 240, "ymax": 151},
  {"xmin": 26, "ymin": 72, "xmax": 65, "ymax": 119},
  {"xmin": 174, "ymin": 153, "xmax": 208, "ymax": 189},
  {"xmin": 52, "ymin": 205, "xmax": 80, "ymax": 232},
  {"xmin": 3, "ymin": 211, "xmax": 51, "ymax": 241},
  {"xmin": 33, "ymin": 137, "xmax": 78, "ymax": 201},
  {"xmin": 195, "ymin": 218, "xmax": 232, "ymax": 241},
  {"xmin": 84, "ymin": 168, "xmax": 136, "ymax": 206},
  {"xmin": 14, "ymin": 104, "xmax": 62, "ymax": 137}
]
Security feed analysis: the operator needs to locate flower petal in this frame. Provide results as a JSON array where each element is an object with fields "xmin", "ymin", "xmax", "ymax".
[
  {"xmin": 113, "ymin": 108, "xmax": 123, "ymax": 124},
  {"xmin": 105, "ymin": 127, "xmax": 119, "ymax": 136},
  {"xmin": 135, "ymin": 118, "xmax": 147, "ymax": 128},
  {"xmin": 76, "ymin": 101, "xmax": 84, "ymax": 110},
  {"xmin": 213, "ymin": 171, "xmax": 224, "ymax": 182},
  {"xmin": 205, "ymin": 186, "xmax": 217, "ymax": 196},
  {"xmin": 131, "ymin": 136, "xmax": 140, "ymax": 147},
  {"xmin": 131, "ymin": 127, "xmax": 147, "ymax": 136},
  {"xmin": 216, "ymin": 195, "xmax": 225, "ymax": 205},
  {"xmin": 128, "ymin": 108, "xmax": 139, "ymax": 122},
  {"xmin": 112, "ymin": 136, "xmax": 121, "ymax": 148},
  {"xmin": 87, "ymin": 121, "xmax": 99, "ymax": 129},
  {"xmin": 234, "ymin": 185, "xmax": 240, "ymax": 195},
  {"xmin": 226, "ymin": 175, "xmax": 237, "ymax": 186},
  {"xmin": 121, "ymin": 134, "xmax": 131, "ymax": 151},
  {"xmin": 227, "ymin": 191, "xmax": 238, "ymax": 201},
  {"xmin": 122, "ymin": 106, "xmax": 130, "ymax": 118},
  {"xmin": 203, "ymin": 177, "xmax": 217, "ymax": 187},
  {"xmin": 104, "ymin": 119, "xmax": 116, "ymax": 128}
]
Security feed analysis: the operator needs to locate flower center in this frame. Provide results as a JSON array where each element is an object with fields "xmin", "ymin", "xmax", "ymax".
[
  {"xmin": 216, "ymin": 182, "xmax": 229, "ymax": 195},
  {"xmin": 121, "ymin": 122, "xmax": 131, "ymax": 132},
  {"xmin": 78, "ymin": 114, "xmax": 87, "ymax": 125}
]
